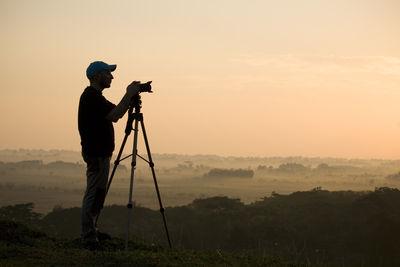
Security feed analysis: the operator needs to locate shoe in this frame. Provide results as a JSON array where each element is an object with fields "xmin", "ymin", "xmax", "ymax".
[
  {"xmin": 82, "ymin": 238, "xmax": 101, "ymax": 251},
  {"xmin": 96, "ymin": 230, "xmax": 112, "ymax": 242},
  {"xmin": 82, "ymin": 231, "xmax": 101, "ymax": 250}
]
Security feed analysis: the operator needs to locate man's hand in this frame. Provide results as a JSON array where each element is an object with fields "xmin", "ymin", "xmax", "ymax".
[
  {"xmin": 126, "ymin": 81, "xmax": 141, "ymax": 97},
  {"xmin": 106, "ymin": 81, "xmax": 141, "ymax": 122}
]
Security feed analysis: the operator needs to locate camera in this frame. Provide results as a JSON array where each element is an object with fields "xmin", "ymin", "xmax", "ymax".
[{"xmin": 139, "ymin": 81, "xmax": 152, "ymax": 93}]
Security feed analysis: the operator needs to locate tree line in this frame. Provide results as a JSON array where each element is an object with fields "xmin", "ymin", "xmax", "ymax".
[{"xmin": 1, "ymin": 188, "xmax": 400, "ymax": 266}]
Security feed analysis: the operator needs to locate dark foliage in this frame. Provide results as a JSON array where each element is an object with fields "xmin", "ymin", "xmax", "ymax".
[
  {"xmin": 0, "ymin": 203, "xmax": 42, "ymax": 226},
  {"xmin": 0, "ymin": 220, "xmax": 47, "ymax": 245},
  {"xmin": 2, "ymin": 188, "xmax": 400, "ymax": 266}
]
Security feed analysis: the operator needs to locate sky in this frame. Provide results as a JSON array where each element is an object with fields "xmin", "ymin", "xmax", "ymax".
[{"xmin": 1, "ymin": 0, "xmax": 400, "ymax": 158}]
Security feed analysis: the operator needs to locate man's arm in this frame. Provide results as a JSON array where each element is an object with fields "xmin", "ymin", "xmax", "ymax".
[{"xmin": 106, "ymin": 82, "xmax": 141, "ymax": 122}]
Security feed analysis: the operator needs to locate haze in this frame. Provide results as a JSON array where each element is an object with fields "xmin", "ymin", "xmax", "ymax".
[{"xmin": 1, "ymin": 0, "xmax": 400, "ymax": 158}]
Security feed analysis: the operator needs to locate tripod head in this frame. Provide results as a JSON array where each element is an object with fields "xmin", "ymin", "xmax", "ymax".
[
  {"xmin": 129, "ymin": 81, "xmax": 152, "ymax": 112},
  {"xmin": 130, "ymin": 94, "xmax": 142, "ymax": 111}
]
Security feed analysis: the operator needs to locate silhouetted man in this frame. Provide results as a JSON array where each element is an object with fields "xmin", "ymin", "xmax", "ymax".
[{"xmin": 78, "ymin": 61, "xmax": 140, "ymax": 247}]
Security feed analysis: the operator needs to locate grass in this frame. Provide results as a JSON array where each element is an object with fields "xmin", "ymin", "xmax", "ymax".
[
  {"xmin": 0, "ymin": 220, "xmax": 296, "ymax": 267},
  {"xmin": 0, "ymin": 242, "xmax": 289, "ymax": 267}
]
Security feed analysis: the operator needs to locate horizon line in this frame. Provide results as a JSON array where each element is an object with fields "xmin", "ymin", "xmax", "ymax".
[{"xmin": 1, "ymin": 148, "xmax": 400, "ymax": 161}]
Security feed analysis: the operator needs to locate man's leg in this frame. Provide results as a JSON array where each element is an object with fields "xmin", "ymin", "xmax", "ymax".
[{"xmin": 81, "ymin": 155, "xmax": 110, "ymax": 242}]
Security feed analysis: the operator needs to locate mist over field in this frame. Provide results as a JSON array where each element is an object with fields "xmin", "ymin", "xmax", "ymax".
[{"xmin": 2, "ymin": 149, "xmax": 400, "ymax": 213}]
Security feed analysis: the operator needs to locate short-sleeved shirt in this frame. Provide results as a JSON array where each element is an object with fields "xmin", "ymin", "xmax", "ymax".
[{"xmin": 78, "ymin": 86, "xmax": 116, "ymax": 157}]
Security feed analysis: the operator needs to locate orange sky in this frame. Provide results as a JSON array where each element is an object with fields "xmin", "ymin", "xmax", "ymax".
[{"xmin": 1, "ymin": 0, "xmax": 400, "ymax": 158}]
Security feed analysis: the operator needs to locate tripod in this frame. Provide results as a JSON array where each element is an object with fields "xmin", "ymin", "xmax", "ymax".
[{"xmin": 96, "ymin": 94, "xmax": 172, "ymax": 250}]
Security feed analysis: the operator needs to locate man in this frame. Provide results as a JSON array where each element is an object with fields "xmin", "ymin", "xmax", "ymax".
[{"xmin": 78, "ymin": 61, "xmax": 140, "ymax": 247}]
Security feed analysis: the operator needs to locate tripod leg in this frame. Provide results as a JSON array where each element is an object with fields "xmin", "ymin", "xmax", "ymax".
[
  {"xmin": 125, "ymin": 117, "xmax": 140, "ymax": 250},
  {"xmin": 140, "ymin": 119, "xmax": 172, "ymax": 248}
]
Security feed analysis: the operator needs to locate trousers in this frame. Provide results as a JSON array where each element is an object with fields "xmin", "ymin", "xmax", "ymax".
[{"xmin": 81, "ymin": 153, "xmax": 111, "ymax": 240}]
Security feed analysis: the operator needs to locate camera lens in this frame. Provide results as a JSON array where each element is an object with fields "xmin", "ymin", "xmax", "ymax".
[{"xmin": 140, "ymin": 82, "xmax": 152, "ymax": 93}]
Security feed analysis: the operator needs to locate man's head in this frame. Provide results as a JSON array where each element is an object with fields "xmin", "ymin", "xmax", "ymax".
[{"xmin": 86, "ymin": 61, "xmax": 116, "ymax": 89}]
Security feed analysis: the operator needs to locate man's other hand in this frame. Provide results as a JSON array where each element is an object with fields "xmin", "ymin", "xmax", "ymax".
[{"xmin": 126, "ymin": 81, "xmax": 141, "ymax": 96}]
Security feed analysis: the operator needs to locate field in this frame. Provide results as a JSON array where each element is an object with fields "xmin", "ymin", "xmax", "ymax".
[{"xmin": 1, "ymin": 149, "xmax": 400, "ymax": 213}]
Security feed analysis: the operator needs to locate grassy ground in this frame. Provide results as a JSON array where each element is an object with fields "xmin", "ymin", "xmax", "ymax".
[
  {"xmin": 0, "ymin": 245, "xmax": 289, "ymax": 267},
  {"xmin": 0, "ymin": 220, "xmax": 294, "ymax": 267}
]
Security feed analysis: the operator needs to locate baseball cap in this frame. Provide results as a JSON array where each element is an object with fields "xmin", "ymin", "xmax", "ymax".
[{"xmin": 86, "ymin": 61, "xmax": 117, "ymax": 79}]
